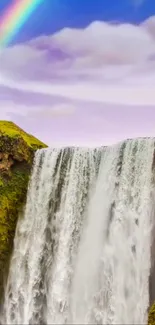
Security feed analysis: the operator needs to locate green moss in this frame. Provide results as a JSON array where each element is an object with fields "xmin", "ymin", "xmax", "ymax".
[
  {"xmin": 0, "ymin": 170, "xmax": 29, "ymax": 263},
  {"xmin": 0, "ymin": 120, "xmax": 47, "ymax": 150},
  {"xmin": 0, "ymin": 120, "xmax": 47, "ymax": 301},
  {"xmin": 0, "ymin": 121, "xmax": 47, "ymax": 166},
  {"xmin": 148, "ymin": 303, "xmax": 155, "ymax": 325},
  {"xmin": 0, "ymin": 177, "xmax": 4, "ymax": 187}
]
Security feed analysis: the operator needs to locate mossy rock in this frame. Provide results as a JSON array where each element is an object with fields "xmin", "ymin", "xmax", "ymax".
[
  {"xmin": 148, "ymin": 302, "xmax": 155, "ymax": 325},
  {"xmin": 0, "ymin": 121, "xmax": 47, "ymax": 300}
]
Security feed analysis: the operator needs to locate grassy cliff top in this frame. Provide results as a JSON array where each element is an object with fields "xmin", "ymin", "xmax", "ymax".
[{"xmin": 0, "ymin": 121, "xmax": 47, "ymax": 151}]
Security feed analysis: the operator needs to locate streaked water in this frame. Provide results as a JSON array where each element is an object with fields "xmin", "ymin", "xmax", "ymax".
[{"xmin": 1, "ymin": 140, "xmax": 155, "ymax": 324}]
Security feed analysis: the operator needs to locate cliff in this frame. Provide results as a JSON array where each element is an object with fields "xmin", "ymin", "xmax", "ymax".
[
  {"xmin": 0, "ymin": 121, "xmax": 47, "ymax": 299},
  {"xmin": 0, "ymin": 123, "xmax": 155, "ymax": 324}
]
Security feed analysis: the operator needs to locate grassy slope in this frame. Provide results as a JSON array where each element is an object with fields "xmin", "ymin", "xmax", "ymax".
[{"xmin": 0, "ymin": 120, "xmax": 47, "ymax": 150}]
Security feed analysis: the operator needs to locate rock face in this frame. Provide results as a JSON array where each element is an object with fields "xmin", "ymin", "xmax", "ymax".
[{"xmin": 0, "ymin": 121, "xmax": 47, "ymax": 300}]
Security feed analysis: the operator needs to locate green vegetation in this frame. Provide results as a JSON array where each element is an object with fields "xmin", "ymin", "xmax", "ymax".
[
  {"xmin": 148, "ymin": 303, "xmax": 155, "ymax": 325},
  {"xmin": 0, "ymin": 121, "xmax": 47, "ymax": 163},
  {"xmin": 0, "ymin": 120, "xmax": 46, "ymax": 149},
  {"xmin": 0, "ymin": 120, "xmax": 47, "ymax": 300}
]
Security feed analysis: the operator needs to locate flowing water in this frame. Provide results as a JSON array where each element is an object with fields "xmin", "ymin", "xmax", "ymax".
[{"xmin": 1, "ymin": 139, "xmax": 155, "ymax": 324}]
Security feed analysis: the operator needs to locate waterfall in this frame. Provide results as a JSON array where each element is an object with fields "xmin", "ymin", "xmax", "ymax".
[{"xmin": 1, "ymin": 140, "xmax": 155, "ymax": 324}]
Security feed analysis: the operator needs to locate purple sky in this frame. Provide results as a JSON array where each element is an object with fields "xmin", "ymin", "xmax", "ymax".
[{"xmin": 0, "ymin": 17, "xmax": 155, "ymax": 146}]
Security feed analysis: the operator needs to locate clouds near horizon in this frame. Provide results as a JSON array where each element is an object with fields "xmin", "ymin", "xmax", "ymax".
[{"xmin": 0, "ymin": 16, "xmax": 155, "ymax": 145}]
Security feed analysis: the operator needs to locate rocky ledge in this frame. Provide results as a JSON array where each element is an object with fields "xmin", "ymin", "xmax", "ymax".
[{"xmin": 0, "ymin": 121, "xmax": 47, "ymax": 300}]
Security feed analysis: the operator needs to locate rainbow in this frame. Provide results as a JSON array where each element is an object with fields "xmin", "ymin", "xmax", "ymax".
[{"xmin": 0, "ymin": 0, "xmax": 43, "ymax": 47}]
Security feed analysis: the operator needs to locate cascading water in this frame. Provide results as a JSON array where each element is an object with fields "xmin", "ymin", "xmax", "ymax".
[{"xmin": 1, "ymin": 139, "xmax": 155, "ymax": 324}]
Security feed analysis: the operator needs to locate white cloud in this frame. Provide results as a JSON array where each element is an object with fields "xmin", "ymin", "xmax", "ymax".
[
  {"xmin": 141, "ymin": 16, "xmax": 155, "ymax": 39},
  {"xmin": 52, "ymin": 21, "xmax": 155, "ymax": 65},
  {"xmin": 1, "ymin": 75, "xmax": 155, "ymax": 106},
  {"xmin": 0, "ymin": 17, "xmax": 155, "ymax": 78},
  {"xmin": 26, "ymin": 103, "xmax": 76, "ymax": 118},
  {"xmin": 0, "ymin": 18, "xmax": 155, "ymax": 83},
  {"xmin": 0, "ymin": 16, "xmax": 155, "ymax": 146},
  {"xmin": 0, "ymin": 100, "xmax": 29, "ymax": 120}
]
